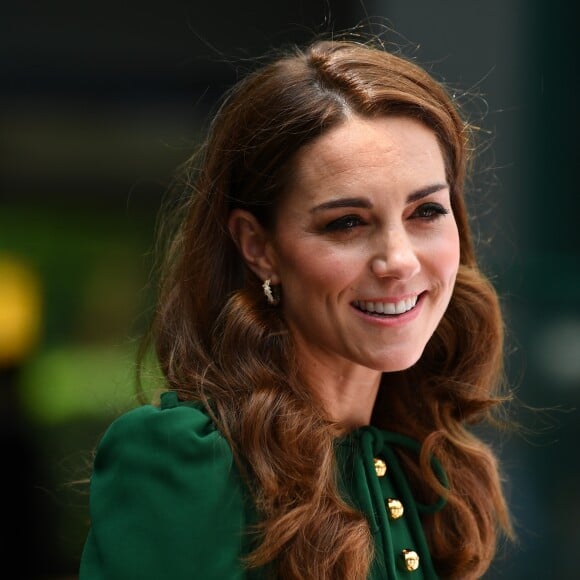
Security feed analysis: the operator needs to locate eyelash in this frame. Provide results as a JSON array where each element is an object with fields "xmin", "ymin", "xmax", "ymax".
[
  {"xmin": 323, "ymin": 203, "xmax": 450, "ymax": 232},
  {"xmin": 324, "ymin": 215, "xmax": 365, "ymax": 232},
  {"xmin": 412, "ymin": 202, "xmax": 450, "ymax": 220}
]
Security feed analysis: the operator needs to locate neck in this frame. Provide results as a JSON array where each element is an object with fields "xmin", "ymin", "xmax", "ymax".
[{"xmin": 295, "ymin": 344, "xmax": 382, "ymax": 431}]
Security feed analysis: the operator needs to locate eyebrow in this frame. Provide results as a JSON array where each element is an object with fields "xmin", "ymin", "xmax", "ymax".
[
  {"xmin": 309, "ymin": 183, "xmax": 449, "ymax": 213},
  {"xmin": 406, "ymin": 183, "xmax": 449, "ymax": 203},
  {"xmin": 310, "ymin": 197, "xmax": 372, "ymax": 213}
]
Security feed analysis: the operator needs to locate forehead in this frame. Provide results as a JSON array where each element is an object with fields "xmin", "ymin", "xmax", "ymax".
[{"xmin": 284, "ymin": 115, "xmax": 446, "ymax": 199}]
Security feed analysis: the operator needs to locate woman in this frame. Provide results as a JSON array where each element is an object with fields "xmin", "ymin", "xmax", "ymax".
[{"xmin": 79, "ymin": 39, "xmax": 513, "ymax": 579}]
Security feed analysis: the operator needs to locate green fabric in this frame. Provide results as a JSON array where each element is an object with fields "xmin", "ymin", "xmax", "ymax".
[{"xmin": 80, "ymin": 391, "xmax": 442, "ymax": 579}]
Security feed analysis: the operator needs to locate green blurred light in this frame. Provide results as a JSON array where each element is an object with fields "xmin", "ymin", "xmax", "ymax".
[{"xmin": 19, "ymin": 343, "xmax": 162, "ymax": 425}]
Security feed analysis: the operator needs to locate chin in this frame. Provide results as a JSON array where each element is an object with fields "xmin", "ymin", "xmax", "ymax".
[{"xmin": 373, "ymin": 350, "xmax": 424, "ymax": 373}]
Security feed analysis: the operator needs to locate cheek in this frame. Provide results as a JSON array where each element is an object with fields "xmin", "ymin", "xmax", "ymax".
[
  {"xmin": 425, "ymin": 224, "xmax": 460, "ymax": 287},
  {"xmin": 278, "ymin": 243, "xmax": 359, "ymax": 291},
  {"xmin": 441, "ymin": 228, "xmax": 461, "ymax": 287}
]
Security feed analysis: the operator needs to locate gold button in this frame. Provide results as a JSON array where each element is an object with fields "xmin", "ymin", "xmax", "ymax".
[
  {"xmin": 373, "ymin": 457, "xmax": 387, "ymax": 477},
  {"xmin": 387, "ymin": 498, "xmax": 404, "ymax": 519},
  {"xmin": 401, "ymin": 549, "xmax": 420, "ymax": 572}
]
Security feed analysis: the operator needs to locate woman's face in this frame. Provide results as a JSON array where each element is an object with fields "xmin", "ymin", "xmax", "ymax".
[{"xmin": 268, "ymin": 115, "xmax": 460, "ymax": 373}]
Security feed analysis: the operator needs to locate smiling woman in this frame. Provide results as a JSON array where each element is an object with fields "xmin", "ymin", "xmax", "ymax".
[
  {"xmin": 229, "ymin": 116, "xmax": 460, "ymax": 426},
  {"xmin": 79, "ymin": 38, "xmax": 513, "ymax": 580}
]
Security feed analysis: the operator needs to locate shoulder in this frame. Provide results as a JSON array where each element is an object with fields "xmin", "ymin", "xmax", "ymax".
[
  {"xmin": 92, "ymin": 391, "xmax": 239, "ymax": 498},
  {"xmin": 91, "ymin": 389, "xmax": 241, "ymax": 498},
  {"xmin": 97, "ymin": 391, "xmax": 231, "ymax": 464},
  {"xmin": 81, "ymin": 392, "xmax": 250, "ymax": 579},
  {"xmin": 101, "ymin": 390, "xmax": 221, "ymax": 442}
]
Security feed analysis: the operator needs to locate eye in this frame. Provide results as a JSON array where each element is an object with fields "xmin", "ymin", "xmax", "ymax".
[
  {"xmin": 412, "ymin": 202, "xmax": 450, "ymax": 221},
  {"xmin": 324, "ymin": 214, "xmax": 365, "ymax": 232}
]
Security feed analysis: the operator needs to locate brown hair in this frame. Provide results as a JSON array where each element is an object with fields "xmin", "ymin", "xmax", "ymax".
[{"xmin": 145, "ymin": 39, "xmax": 513, "ymax": 579}]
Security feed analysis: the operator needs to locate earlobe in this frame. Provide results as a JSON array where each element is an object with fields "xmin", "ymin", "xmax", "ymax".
[{"xmin": 228, "ymin": 209, "xmax": 279, "ymax": 282}]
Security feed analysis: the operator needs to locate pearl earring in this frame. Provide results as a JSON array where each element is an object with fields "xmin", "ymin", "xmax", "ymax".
[{"xmin": 262, "ymin": 279, "xmax": 279, "ymax": 305}]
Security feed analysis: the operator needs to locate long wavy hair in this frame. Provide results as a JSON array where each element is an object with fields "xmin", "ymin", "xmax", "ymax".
[{"xmin": 142, "ymin": 39, "xmax": 513, "ymax": 579}]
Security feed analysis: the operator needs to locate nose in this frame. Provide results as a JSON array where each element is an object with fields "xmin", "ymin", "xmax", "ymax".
[{"xmin": 370, "ymin": 228, "xmax": 420, "ymax": 280}]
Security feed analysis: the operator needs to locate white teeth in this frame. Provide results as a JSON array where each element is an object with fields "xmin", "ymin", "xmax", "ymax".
[{"xmin": 354, "ymin": 295, "xmax": 418, "ymax": 315}]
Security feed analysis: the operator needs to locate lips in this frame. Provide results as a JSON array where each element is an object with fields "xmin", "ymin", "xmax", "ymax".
[{"xmin": 352, "ymin": 294, "xmax": 420, "ymax": 316}]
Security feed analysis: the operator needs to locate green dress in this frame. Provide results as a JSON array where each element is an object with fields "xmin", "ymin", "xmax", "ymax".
[{"xmin": 80, "ymin": 391, "xmax": 443, "ymax": 579}]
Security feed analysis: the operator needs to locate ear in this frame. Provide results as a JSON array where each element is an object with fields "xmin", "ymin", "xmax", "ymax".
[{"xmin": 228, "ymin": 209, "xmax": 279, "ymax": 284}]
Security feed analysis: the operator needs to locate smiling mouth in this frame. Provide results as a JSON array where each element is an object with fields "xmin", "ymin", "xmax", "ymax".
[{"xmin": 352, "ymin": 294, "xmax": 421, "ymax": 317}]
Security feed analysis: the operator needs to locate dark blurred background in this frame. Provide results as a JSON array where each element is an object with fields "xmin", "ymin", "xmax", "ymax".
[{"xmin": 2, "ymin": 1, "xmax": 579, "ymax": 578}]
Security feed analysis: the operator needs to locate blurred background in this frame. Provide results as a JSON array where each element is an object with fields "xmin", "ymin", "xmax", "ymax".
[{"xmin": 2, "ymin": 1, "xmax": 578, "ymax": 578}]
